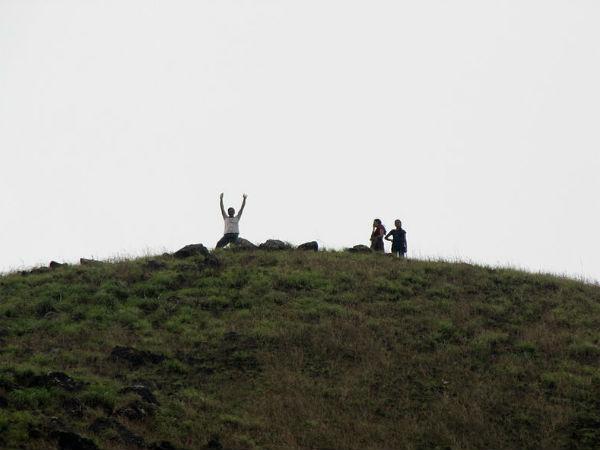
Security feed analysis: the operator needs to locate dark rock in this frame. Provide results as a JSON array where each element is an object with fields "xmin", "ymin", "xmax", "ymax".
[
  {"xmin": 119, "ymin": 384, "xmax": 159, "ymax": 405},
  {"xmin": 174, "ymin": 244, "xmax": 210, "ymax": 259},
  {"xmin": 54, "ymin": 431, "xmax": 99, "ymax": 450},
  {"xmin": 204, "ymin": 435, "xmax": 223, "ymax": 450},
  {"xmin": 80, "ymin": 258, "xmax": 102, "ymax": 266},
  {"xmin": 0, "ymin": 396, "xmax": 8, "ymax": 408},
  {"xmin": 110, "ymin": 346, "xmax": 166, "ymax": 367},
  {"xmin": 145, "ymin": 259, "xmax": 167, "ymax": 270},
  {"xmin": 36, "ymin": 302, "xmax": 58, "ymax": 318},
  {"xmin": 346, "ymin": 244, "xmax": 372, "ymax": 253},
  {"xmin": 62, "ymin": 397, "xmax": 85, "ymax": 417},
  {"xmin": 297, "ymin": 241, "xmax": 319, "ymax": 251},
  {"xmin": 259, "ymin": 239, "xmax": 292, "ymax": 250},
  {"xmin": 28, "ymin": 423, "xmax": 43, "ymax": 438},
  {"xmin": 115, "ymin": 400, "xmax": 155, "ymax": 421},
  {"xmin": 89, "ymin": 417, "xmax": 145, "ymax": 447},
  {"xmin": 49, "ymin": 261, "xmax": 67, "ymax": 270},
  {"xmin": 149, "ymin": 441, "xmax": 184, "ymax": 450},
  {"xmin": 88, "ymin": 417, "xmax": 112, "ymax": 434},
  {"xmin": 21, "ymin": 266, "xmax": 50, "ymax": 276},
  {"xmin": 16, "ymin": 371, "xmax": 86, "ymax": 392},
  {"xmin": 47, "ymin": 416, "xmax": 67, "ymax": 432},
  {"xmin": 45, "ymin": 372, "xmax": 87, "ymax": 391},
  {"xmin": 231, "ymin": 238, "xmax": 257, "ymax": 250},
  {"xmin": 203, "ymin": 254, "xmax": 221, "ymax": 268},
  {"xmin": 223, "ymin": 331, "xmax": 241, "ymax": 343}
]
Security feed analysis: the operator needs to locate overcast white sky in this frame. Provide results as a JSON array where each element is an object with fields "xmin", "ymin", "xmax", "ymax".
[{"xmin": 1, "ymin": 1, "xmax": 599, "ymax": 280}]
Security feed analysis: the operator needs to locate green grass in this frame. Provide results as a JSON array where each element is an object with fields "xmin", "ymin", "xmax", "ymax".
[{"xmin": 0, "ymin": 250, "xmax": 599, "ymax": 449}]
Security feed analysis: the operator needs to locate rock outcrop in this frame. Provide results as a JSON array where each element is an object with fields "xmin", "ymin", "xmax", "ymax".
[
  {"xmin": 346, "ymin": 245, "xmax": 372, "ymax": 253},
  {"xmin": 231, "ymin": 238, "xmax": 258, "ymax": 250},
  {"xmin": 297, "ymin": 241, "xmax": 319, "ymax": 251},
  {"xmin": 53, "ymin": 431, "xmax": 99, "ymax": 450},
  {"xmin": 49, "ymin": 261, "xmax": 67, "ymax": 270},
  {"xmin": 110, "ymin": 346, "xmax": 166, "ymax": 367},
  {"xmin": 174, "ymin": 244, "xmax": 210, "ymax": 259},
  {"xmin": 259, "ymin": 240, "xmax": 292, "ymax": 250}
]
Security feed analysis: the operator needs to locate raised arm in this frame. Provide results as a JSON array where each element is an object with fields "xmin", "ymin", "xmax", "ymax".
[
  {"xmin": 219, "ymin": 193, "xmax": 226, "ymax": 218},
  {"xmin": 385, "ymin": 230, "xmax": 393, "ymax": 241},
  {"xmin": 237, "ymin": 194, "xmax": 248, "ymax": 218}
]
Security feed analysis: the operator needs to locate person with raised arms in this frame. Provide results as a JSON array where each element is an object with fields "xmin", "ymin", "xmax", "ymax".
[{"xmin": 216, "ymin": 193, "xmax": 247, "ymax": 248}]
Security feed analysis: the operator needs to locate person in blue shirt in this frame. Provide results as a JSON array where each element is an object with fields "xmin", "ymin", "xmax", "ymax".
[{"xmin": 385, "ymin": 219, "xmax": 407, "ymax": 258}]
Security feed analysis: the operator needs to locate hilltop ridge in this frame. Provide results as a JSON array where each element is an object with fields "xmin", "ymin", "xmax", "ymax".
[{"xmin": 1, "ymin": 248, "xmax": 600, "ymax": 450}]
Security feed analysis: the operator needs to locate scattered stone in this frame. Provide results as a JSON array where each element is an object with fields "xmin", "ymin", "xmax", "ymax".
[
  {"xmin": 47, "ymin": 416, "xmax": 67, "ymax": 432},
  {"xmin": 53, "ymin": 431, "xmax": 99, "ymax": 450},
  {"xmin": 21, "ymin": 266, "xmax": 50, "ymax": 276},
  {"xmin": 80, "ymin": 258, "xmax": 102, "ymax": 266},
  {"xmin": 223, "ymin": 331, "xmax": 241, "ymax": 343},
  {"xmin": 259, "ymin": 239, "xmax": 292, "ymax": 250},
  {"xmin": 203, "ymin": 254, "xmax": 221, "ymax": 268},
  {"xmin": 231, "ymin": 238, "xmax": 258, "ymax": 250},
  {"xmin": 16, "ymin": 371, "xmax": 86, "ymax": 392},
  {"xmin": 89, "ymin": 417, "xmax": 145, "ymax": 448},
  {"xmin": 36, "ymin": 302, "xmax": 58, "ymax": 318},
  {"xmin": 174, "ymin": 244, "xmax": 210, "ymax": 259},
  {"xmin": 49, "ymin": 261, "xmax": 67, "ymax": 270},
  {"xmin": 115, "ymin": 400, "xmax": 155, "ymax": 421},
  {"xmin": 297, "ymin": 241, "xmax": 319, "ymax": 251},
  {"xmin": 45, "ymin": 372, "xmax": 87, "ymax": 391},
  {"xmin": 204, "ymin": 435, "xmax": 223, "ymax": 450},
  {"xmin": 346, "ymin": 245, "xmax": 372, "ymax": 253},
  {"xmin": 145, "ymin": 259, "xmax": 167, "ymax": 270},
  {"xmin": 88, "ymin": 417, "xmax": 111, "ymax": 434},
  {"xmin": 149, "ymin": 441, "xmax": 184, "ymax": 450},
  {"xmin": 110, "ymin": 346, "xmax": 166, "ymax": 367},
  {"xmin": 62, "ymin": 397, "xmax": 85, "ymax": 417},
  {"xmin": 119, "ymin": 384, "xmax": 159, "ymax": 405},
  {"xmin": 28, "ymin": 423, "xmax": 43, "ymax": 439}
]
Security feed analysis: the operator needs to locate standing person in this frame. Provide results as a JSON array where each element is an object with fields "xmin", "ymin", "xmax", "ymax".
[
  {"xmin": 370, "ymin": 219, "xmax": 386, "ymax": 252},
  {"xmin": 385, "ymin": 219, "xmax": 407, "ymax": 258},
  {"xmin": 216, "ymin": 193, "xmax": 247, "ymax": 248}
]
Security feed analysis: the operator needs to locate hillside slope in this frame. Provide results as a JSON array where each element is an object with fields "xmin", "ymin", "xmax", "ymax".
[{"xmin": 1, "ymin": 249, "xmax": 600, "ymax": 450}]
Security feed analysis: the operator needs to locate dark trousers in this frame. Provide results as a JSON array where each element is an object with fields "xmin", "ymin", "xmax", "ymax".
[
  {"xmin": 391, "ymin": 244, "xmax": 406, "ymax": 258},
  {"xmin": 216, "ymin": 233, "xmax": 239, "ymax": 248}
]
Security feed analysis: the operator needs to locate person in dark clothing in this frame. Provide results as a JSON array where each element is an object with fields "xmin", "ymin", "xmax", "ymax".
[
  {"xmin": 385, "ymin": 219, "xmax": 407, "ymax": 258},
  {"xmin": 370, "ymin": 219, "xmax": 386, "ymax": 252},
  {"xmin": 216, "ymin": 193, "xmax": 247, "ymax": 248}
]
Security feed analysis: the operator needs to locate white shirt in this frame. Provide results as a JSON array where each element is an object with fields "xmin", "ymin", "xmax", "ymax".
[{"xmin": 224, "ymin": 216, "xmax": 240, "ymax": 234}]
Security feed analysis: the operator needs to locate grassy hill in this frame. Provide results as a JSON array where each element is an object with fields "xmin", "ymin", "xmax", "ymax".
[{"xmin": 1, "ymin": 249, "xmax": 600, "ymax": 450}]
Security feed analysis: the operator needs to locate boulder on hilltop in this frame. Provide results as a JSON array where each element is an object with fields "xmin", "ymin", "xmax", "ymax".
[
  {"xmin": 346, "ymin": 245, "xmax": 372, "ymax": 253},
  {"xmin": 297, "ymin": 241, "xmax": 319, "ymax": 251},
  {"xmin": 49, "ymin": 261, "xmax": 68, "ymax": 270},
  {"xmin": 231, "ymin": 238, "xmax": 258, "ymax": 250},
  {"xmin": 174, "ymin": 244, "xmax": 210, "ymax": 259},
  {"xmin": 259, "ymin": 240, "xmax": 292, "ymax": 250}
]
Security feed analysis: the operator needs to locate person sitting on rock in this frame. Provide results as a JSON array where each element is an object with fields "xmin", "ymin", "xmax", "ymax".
[
  {"xmin": 216, "ymin": 193, "xmax": 247, "ymax": 248},
  {"xmin": 385, "ymin": 219, "xmax": 407, "ymax": 258},
  {"xmin": 370, "ymin": 219, "xmax": 386, "ymax": 252}
]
